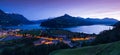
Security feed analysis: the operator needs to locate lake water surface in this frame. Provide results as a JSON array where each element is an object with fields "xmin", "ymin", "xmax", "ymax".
[{"xmin": 3, "ymin": 24, "xmax": 113, "ymax": 34}]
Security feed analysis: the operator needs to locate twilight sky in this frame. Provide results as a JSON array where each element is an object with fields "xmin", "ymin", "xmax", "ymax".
[{"xmin": 0, "ymin": 0, "xmax": 120, "ymax": 20}]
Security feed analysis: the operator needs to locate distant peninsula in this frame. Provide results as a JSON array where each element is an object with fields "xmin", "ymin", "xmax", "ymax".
[{"xmin": 40, "ymin": 14, "xmax": 118, "ymax": 28}]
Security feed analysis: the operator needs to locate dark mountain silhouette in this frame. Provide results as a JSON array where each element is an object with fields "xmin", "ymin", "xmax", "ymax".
[
  {"xmin": 113, "ymin": 21, "xmax": 120, "ymax": 28},
  {"xmin": 0, "ymin": 10, "xmax": 6, "ymax": 15},
  {"xmin": 8, "ymin": 14, "xmax": 33, "ymax": 24},
  {"xmin": 41, "ymin": 14, "xmax": 118, "ymax": 28},
  {"xmin": 41, "ymin": 14, "xmax": 94, "ymax": 28},
  {"xmin": 0, "ymin": 9, "xmax": 33, "ymax": 26},
  {"xmin": 85, "ymin": 18, "xmax": 118, "ymax": 25},
  {"xmin": 31, "ymin": 19, "xmax": 46, "ymax": 24}
]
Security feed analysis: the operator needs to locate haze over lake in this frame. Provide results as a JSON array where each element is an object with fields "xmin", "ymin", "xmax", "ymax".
[
  {"xmin": 3, "ymin": 24, "xmax": 113, "ymax": 34},
  {"xmin": 63, "ymin": 25, "xmax": 113, "ymax": 34}
]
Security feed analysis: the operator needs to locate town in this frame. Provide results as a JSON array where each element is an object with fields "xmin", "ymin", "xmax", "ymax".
[{"xmin": 0, "ymin": 29, "xmax": 96, "ymax": 47}]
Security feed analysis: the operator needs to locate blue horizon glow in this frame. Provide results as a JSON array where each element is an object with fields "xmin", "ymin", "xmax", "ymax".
[{"xmin": 0, "ymin": 0, "xmax": 120, "ymax": 20}]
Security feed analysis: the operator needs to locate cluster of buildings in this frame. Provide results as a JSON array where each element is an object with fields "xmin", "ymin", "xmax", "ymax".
[
  {"xmin": 0, "ymin": 29, "xmax": 96, "ymax": 47},
  {"xmin": 33, "ymin": 34, "xmax": 96, "ymax": 47},
  {"xmin": 0, "ymin": 29, "xmax": 21, "ymax": 41}
]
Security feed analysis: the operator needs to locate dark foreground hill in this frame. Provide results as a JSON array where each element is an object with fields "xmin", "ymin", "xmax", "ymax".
[
  {"xmin": 50, "ymin": 22, "xmax": 120, "ymax": 55},
  {"xmin": 50, "ymin": 41, "xmax": 120, "ymax": 55},
  {"xmin": 41, "ymin": 14, "xmax": 118, "ymax": 28},
  {"xmin": 0, "ymin": 9, "xmax": 33, "ymax": 26}
]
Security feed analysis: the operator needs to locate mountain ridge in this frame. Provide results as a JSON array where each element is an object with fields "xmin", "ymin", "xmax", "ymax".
[
  {"xmin": 41, "ymin": 14, "xmax": 118, "ymax": 28},
  {"xmin": 0, "ymin": 9, "xmax": 33, "ymax": 26}
]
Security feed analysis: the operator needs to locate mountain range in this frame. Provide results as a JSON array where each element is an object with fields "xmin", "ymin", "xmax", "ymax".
[
  {"xmin": 0, "ymin": 9, "xmax": 119, "ymax": 27},
  {"xmin": 0, "ymin": 9, "xmax": 33, "ymax": 26},
  {"xmin": 41, "ymin": 14, "xmax": 118, "ymax": 28}
]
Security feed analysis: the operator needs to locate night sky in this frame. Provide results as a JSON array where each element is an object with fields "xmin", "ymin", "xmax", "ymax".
[{"xmin": 0, "ymin": 0, "xmax": 120, "ymax": 20}]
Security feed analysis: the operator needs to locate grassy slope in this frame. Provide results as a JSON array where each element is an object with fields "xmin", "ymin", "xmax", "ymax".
[{"xmin": 50, "ymin": 41, "xmax": 120, "ymax": 55}]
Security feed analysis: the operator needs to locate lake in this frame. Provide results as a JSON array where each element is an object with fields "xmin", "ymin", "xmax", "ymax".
[{"xmin": 3, "ymin": 24, "xmax": 113, "ymax": 34}]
